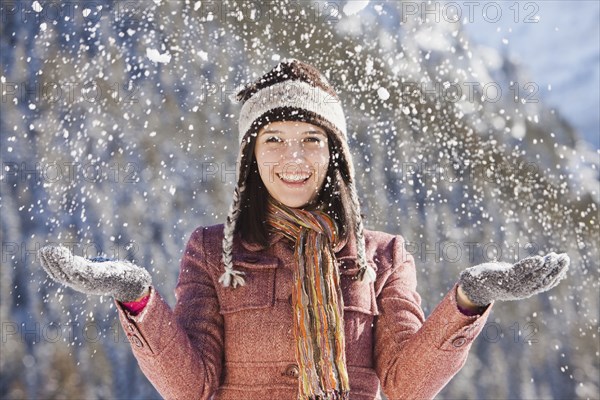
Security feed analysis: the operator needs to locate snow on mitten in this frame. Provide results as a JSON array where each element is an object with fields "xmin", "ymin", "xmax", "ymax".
[
  {"xmin": 459, "ymin": 252, "xmax": 569, "ymax": 306},
  {"xmin": 39, "ymin": 245, "xmax": 152, "ymax": 302}
]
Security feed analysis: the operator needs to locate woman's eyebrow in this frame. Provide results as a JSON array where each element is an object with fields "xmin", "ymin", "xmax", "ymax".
[
  {"xmin": 303, "ymin": 129, "xmax": 326, "ymax": 136},
  {"xmin": 260, "ymin": 129, "xmax": 283, "ymax": 135}
]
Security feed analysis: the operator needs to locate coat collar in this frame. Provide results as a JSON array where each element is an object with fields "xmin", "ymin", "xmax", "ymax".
[{"xmin": 239, "ymin": 229, "xmax": 350, "ymax": 254}]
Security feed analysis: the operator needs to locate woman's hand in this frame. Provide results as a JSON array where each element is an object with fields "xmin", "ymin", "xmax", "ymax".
[
  {"xmin": 458, "ymin": 252, "xmax": 570, "ymax": 306},
  {"xmin": 39, "ymin": 245, "xmax": 152, "ymax": 302}
]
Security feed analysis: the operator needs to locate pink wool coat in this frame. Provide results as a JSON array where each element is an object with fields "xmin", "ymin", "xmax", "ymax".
[{"xmin": 116, "ymin": 224, "xmax": 491, "ymax": 399}]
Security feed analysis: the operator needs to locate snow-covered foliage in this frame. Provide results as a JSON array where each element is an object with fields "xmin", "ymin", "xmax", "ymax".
[{"xmin": 1, "ymin": 1, "xmax": 598, "ymax": 399}]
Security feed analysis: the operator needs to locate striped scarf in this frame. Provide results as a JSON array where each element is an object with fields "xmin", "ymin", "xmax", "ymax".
[{"xmin": 266, "ymin": 200, "xmax": 350, "ymax": 400}]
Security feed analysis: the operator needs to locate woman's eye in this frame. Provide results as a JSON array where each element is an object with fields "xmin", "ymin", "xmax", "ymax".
[
  {"xmin": 304, "ymin": 137, "xmax": 321, "ymax": 143},
  {"xmin": 265, "ymin": 136, "xmax": 282, "ymax": 143}
]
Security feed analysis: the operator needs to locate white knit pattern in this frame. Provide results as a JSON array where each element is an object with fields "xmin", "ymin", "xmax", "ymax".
[{"xmin": 238, "ymin": 80, "xmax": 347, "ymax": 143}]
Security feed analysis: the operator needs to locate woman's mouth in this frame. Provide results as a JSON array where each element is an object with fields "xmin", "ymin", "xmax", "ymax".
[{"xmin": 276, "ymin": 172, "xmax": 312, "ymax": 185}]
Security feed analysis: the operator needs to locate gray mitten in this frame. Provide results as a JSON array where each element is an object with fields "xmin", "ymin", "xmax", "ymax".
[
  {"xmin": 459, "ymin": 252, "xmax": 569, "ymax": 306},
  {"xmin": 39, "ymin": 245, "xmax": 152, "ymax": 302}
]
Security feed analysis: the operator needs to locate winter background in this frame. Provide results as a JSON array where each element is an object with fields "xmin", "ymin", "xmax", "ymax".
[{"xmin": 1, "ymin": 1, "xmax": 598, "ymax": 399}]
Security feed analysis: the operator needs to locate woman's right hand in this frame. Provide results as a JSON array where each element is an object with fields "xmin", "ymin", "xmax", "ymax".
[
  {"xmin": 458, "ymin": 252, "xmax": 569, "ymax": 306},
  {"xmin": 39, "ymin": 245, "xmax": 152, "ymax": 302}
]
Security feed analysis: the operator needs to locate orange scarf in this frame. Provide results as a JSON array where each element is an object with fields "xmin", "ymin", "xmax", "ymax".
[{"xmin": 266, "ymin": 200, "xmax": 350, "ymax": 399}]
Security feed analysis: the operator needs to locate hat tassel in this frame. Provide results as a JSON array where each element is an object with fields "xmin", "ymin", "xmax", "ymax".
[{"xmin": 357, "ymin": 264, "xmax": 376, "ymax": 283}]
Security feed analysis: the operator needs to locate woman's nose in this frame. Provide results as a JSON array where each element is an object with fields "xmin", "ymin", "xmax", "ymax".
[{"xmin": 281, "ymin": 139, "xmax": 305, "ymax": 160}]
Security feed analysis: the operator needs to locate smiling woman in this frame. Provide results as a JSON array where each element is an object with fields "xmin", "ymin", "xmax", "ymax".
[
  {"xmin": 254, "ymin": 121, "xmax": 330, "ymax": 208},
  {"xmin": 38, "ymin": 59, "xmax": 570, "ymax": 400}
]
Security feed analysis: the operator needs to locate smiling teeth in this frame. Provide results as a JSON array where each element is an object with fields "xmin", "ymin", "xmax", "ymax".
[{"xmin": 278, "ymin": 173, "xmax": 311, "ymax": 182}]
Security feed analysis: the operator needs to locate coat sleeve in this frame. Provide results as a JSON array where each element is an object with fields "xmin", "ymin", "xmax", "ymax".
[
  {"xmin": 374, "ymin": 235, "xmax": 491, "ymax": 400},
  {"xmin": 115, "ymin": 227, "xmax": 224, "ymax": 400}
]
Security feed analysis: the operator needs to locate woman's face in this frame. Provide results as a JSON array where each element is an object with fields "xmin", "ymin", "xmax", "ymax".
[{"xmin": 254, "ymin": 121, "xmax": 330, "ymax": 209}]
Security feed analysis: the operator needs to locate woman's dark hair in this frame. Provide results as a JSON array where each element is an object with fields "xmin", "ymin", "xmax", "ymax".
[{"xmin": 236, "ymin": 128, "xmax": 354, "ymax": 247}]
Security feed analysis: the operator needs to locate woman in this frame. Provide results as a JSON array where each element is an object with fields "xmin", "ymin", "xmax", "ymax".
[{"xmin": 39, "ymin": 59, "xmax": 569, "ymax": 400}]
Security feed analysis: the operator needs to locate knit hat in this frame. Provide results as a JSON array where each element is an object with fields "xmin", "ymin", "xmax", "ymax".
[{"xmin": 220, "ymin": 58, "xmax": 376, "ymax": 288}]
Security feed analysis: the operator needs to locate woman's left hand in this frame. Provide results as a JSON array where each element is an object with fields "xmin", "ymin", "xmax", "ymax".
[{"xmin": 458, "ymin": 252, "xmax": 570, "ymax": 306}]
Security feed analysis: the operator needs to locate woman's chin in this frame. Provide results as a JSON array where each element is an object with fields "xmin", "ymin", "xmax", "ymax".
[{"xmin": 272, "ymin": 195, "xmax": 313, "ymax": 209}]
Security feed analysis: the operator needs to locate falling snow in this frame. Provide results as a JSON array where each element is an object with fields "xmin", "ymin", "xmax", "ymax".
[
  {"xmin": 146, "ymin": 48, "xmax": 172, "ymax": 65},
  {"xmin": 1, "ymin": 1, "xmax": 598, "ymax": 399}
]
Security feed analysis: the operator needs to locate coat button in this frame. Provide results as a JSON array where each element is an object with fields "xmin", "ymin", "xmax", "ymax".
[
  {"xmin": 131, "ymin": 335, "xmax": 143, "ymax": 348},
  {"xmin": 452, "ymin": 337, "xmax": 467, "ymax": 347},
  {"xmin": 244, "ymin": 255, "xmax": 259, "ymax": 263},
  {"xmin": 283, "ymin": 364, "xmax": 299, "ymax": 378}
]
